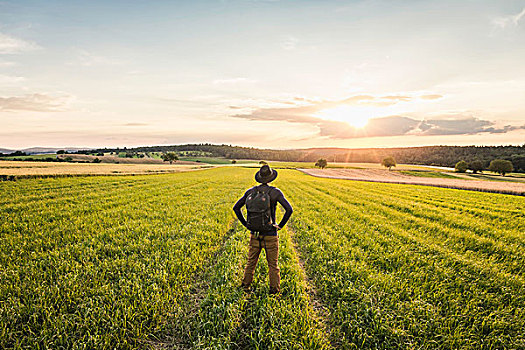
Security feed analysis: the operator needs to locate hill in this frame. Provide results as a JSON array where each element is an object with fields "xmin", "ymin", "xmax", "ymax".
[
  {"xmin": 3, "ymin": 143, "xmax": 524, "ymax": 172},
  {"xmin": 92, "ymin": 144, "xmax": 525, "ymax": 172}
]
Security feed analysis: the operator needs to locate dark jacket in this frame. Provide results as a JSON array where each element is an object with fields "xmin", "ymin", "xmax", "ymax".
[{"xmin": 233, "ymin": 184, "xmax": 293, "ymax": 234}]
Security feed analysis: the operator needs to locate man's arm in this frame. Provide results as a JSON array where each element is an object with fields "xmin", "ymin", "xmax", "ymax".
[
  {"xmin": 233, "ymin": 191, "xmax": 248, "ymax": 227},
  {"xmin": 276, "ymin": 192, "xmax": 293, "ymax": 229}
]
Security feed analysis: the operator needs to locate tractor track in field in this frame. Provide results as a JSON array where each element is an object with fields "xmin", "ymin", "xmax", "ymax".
[
  {"xmin": 144, "ymin": 221, "xmax": 240, "ymax": 350},
  {"xmin": 288, "ymin": 225, "xmax": 339, "ymax": 349}
]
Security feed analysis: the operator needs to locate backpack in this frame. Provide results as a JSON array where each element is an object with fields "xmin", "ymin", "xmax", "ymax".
[{"xmin": 245, "ymin": 186, "xmax": 274, "ymax": 232}]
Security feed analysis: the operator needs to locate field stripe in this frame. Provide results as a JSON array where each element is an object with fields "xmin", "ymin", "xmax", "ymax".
[
  {"xmin": 164, "ymin": 223, "xmax": 331, "ymax": 349},
  {"xmin": 231, "ymin": 227, "xmax": 331, "ymax": 349},
  {"xmin": 280, "ymin": 171, "xmax": 524, "ymax": 348},
  {"xmin": 151, "ymin": 221, "xmax": 247, "ymax": 349},
  {"xmin": 287, "ymin": 225, "xmax": 338, "ymax": 349},
  {"xmin": 0, "ymin": 168, "xmax": 256, "ymax": 349},
  {"xmin": 290, "ymin": 179, "xmax": 525, "ymax": 285},
  {"xmin": 293, "ymin": 177, "xmax": 525, "ymax": 275}
]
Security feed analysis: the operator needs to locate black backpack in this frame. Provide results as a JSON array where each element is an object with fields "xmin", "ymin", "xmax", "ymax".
[{"xmin": 245, "ymin": 186, "xmax": 273, "ymax": 232}]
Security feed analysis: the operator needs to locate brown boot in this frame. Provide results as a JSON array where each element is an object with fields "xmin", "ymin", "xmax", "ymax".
[{"xmin": 269, "ymin": 287, "xmax": 280, "ymax": 296}]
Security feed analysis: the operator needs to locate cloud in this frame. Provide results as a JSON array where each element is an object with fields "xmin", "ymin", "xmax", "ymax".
[
  {"xmin": 123, "ymin": 122, "xmax": 148, "ymax": 126},
  {"xmin": 212, "ymin": 77, "xmax": 257, "ymax": 85},
  {"xmin": 492, "ymin": 8, "xmax": 525, "ymax": 29},
  {"xmin": 382, "ymin": 95, "xmax": 411, "ymax": 102},
  {"xmin": 415, "ymin": 116, "xmax": 488, "ymax": 135},
  {"xmin": 420, "ymin": 94, "xmax": 443, "ymax": 100},
  {"xmin": 0, "ymin": 74, "xmax": 25, "ymax": 84},
  {"xmin": 280, "ymin": 35, "xmax": 298, "ymax": 50},
  {"xmin": 231, "ymin": 96, "xmax": 524, "ymax": 139},
  {"xmin": 0, "ymin": 60, "xmax": 16, "ymax": 67},
  {"xmin": 0, "ymin": 32, "xmax": 39, "ymax": 54},
  {"xmin": 0, "ymin": 93, "xmax": 73, "ymax": 112},
  {"xmin": 313, "ymin": 116, "xmax": 420, "ymax": 139},
  {"xmin": 232, "ymin": 94, "xmax": 414, "ymax": 120},
  {"xmin": 70, "ymin": 49, "xmax": 123, "ymax": 66}
]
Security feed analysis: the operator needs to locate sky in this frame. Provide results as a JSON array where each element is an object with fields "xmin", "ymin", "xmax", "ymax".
[{"xmin": 1, "ymin": 0, "xmax": 524, "ymax": 150}]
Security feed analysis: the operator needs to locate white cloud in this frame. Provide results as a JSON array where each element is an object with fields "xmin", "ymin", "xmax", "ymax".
[
  {"xmin": 492, "ymin": 8, "xmax": 525, "ymax": 29},
  {"xmin": 0, "ymin": 74, "xmax": 25, "ymax": 84},
  {"xmin": 280, "ymin": 35, "xmax": 298, "ymax": 50},
  {"xmin": 70, "ymin": 49, "xmax": 123, "ymax": 66},
  {"xmin": 0, "ymin": 32, "xmax": 39, "ymax": 54},
  {"xmin": 0, "ymin": 93, "xmax": 74, "ymax": 112},
  {"xmin": 0, "ymin": 60, "xmax": 16, "ymax": 67},
  {"xmin": 212, "ymin": 77, "xmax": 257, "ymax": 85}
]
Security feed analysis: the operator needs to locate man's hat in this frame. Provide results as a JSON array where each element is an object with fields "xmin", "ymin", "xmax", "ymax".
[{"xmin": 255, "ymin": 164, "xmax": 278, "ymax": 183}]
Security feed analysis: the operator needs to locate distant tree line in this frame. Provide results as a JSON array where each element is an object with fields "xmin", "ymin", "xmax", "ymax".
[
  {"xmin": 3, "ymin": 144, "xmax": 524, "ymax": 173},
  {"xmin": 298, "ymin": 145, "xmax": 525, "ymax": 172},
  {"xmin": 90, "ymin": 144, "xmax": 524, "ymax": 173},
  {"xmin": 93, "ymin": 144, "xmax": 303, "ymax": 162},
  {"xmin": 0, "ymin": 151, "xmax": 28, "ymax": 157},
  {"xmin": 456, "ymin": 159, "xmax": 515, "ymax": 176}
]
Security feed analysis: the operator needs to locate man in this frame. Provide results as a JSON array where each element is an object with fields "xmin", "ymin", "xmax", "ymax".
[{"xmin": 233, "ymin": 164, "xmax": 293, "ymax": 295}]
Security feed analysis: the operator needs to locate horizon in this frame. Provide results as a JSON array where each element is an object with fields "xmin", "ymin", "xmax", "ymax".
[
  {"xmin": 3, "ymin": 141, "xmax": 525, "ymax": 153},
  {"xmin": 1, "ymin": 1, "xmax": 525, "ymax": 149}
]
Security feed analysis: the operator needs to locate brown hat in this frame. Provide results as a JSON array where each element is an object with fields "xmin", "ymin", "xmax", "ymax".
[{"xmin": 255, "ymin": 164, "xmax": 278, "ymax": 183}]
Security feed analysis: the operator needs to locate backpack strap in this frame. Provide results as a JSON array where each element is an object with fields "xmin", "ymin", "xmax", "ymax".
[{"xmin": 256, "ymin": 184, "xmax": 274, "ymax": 195}]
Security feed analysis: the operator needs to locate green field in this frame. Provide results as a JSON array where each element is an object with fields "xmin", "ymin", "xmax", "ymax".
[
  {"xmin": 0, "ymin": 154, "xmax": 58, "ymax": 161},
  {"xmin": 1, "ymin": 168, "xmax": 524, "ymax": 349},
  {"xmin": 398, "ymin": 170, "xmax": 461, "ymax": 179},
  {"xmin": 179, "ymin": 157, "xmax": 254, "ymax": 165},
  {"xmin": 466, "ymin": 173, "xmax": 525, "ymax": 183}
]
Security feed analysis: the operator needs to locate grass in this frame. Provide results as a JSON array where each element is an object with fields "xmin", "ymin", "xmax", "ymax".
[
  {"xmin": 0, "ymin": 169, "xmax": 254, "ymax": 348},
  {"xmin": 179, "ymin": 157, "xmax": 253, "ymax": 165},
  {"xmin": 466, "ymin": 173, "xmax": 525, "ymax": 183},
  {"xmin": 0, "ymin": 154, "xmax": 58, "ymax": 161},
  {"xmin": 0, "ymin": 160, "xmax": 208, "ymax": 177},
  {"xmin": 1, "ymin": 167, "xmax": 523, "ymax": 349},
  {"xmin": 398, "ymin": 170, "xmax": 461, "ymax": 179},
  {"xmin": 250, "ymin": 161, "xmax": 436, "ymax": 170},
  {"xmin": 280, "ymin": 170, "xmax": 525, "ymax": 349}
]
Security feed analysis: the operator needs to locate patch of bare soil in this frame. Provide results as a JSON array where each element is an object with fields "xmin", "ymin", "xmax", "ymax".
[{"xmin": 300, "ymin": 168, "xmax": 525, "ymax": 196}]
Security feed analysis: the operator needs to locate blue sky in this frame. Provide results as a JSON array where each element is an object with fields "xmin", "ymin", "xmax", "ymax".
[{"xmin": 1, "ymin": 0, "xmax": 524, "ymax": 149}]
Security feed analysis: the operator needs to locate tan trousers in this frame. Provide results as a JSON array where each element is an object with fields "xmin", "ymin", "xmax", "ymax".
[{"xmin": 242, "ymin": 234, "xmax": 280, "ymax": 292}]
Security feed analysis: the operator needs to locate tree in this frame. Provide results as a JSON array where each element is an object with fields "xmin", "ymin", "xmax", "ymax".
[
  {"xmin": 468, "ymin": 160, "xmax": 484, "ymax": 174},
  {"xmin": 56, "ymin": 150, "xmax": 66, "ymax": 154},
  {"xmin": 92, "ymin": 158, "xmax": 102, "ymax": 163},
  {"xmin": 455, "ymin": 160, "xmax": 468, "ymax": 173},
  {"xmin": 315, "ymin": 158, "xmax": 328, "ymax": 169},
  {"xmin": 488, "ymin": 159, "xmax": 514, "ymax": 176},
  {"xmin": 10, "ymin": 151, "xmax": 27, "ymax": 157},
  {"xmin": 162, "ymin": 152, "xmax": 179, "ymax": 164},
  {"xmin": 231, "ymin": 160, "xmax": 237, "ymax": 164},
  {"xmin": 381, "ymin": 156, "xmax": 396, "ymax": 170}
]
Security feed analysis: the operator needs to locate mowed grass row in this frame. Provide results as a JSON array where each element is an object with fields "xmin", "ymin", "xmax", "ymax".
[
  {"xmin": 1, "ymin": 168, "xmax": 261, "ymax": 349},
  {"xmin": 278, "ymin": 170, "xmax": 524, "ymax": 349},
  {"xmin": 1, "ymin": 167, "xmax": 329, "ymax": 349},
  {"xmin": 172, "ymin": 223, "xmax": 330, "ymax": 349},
  {"xmin": 2, "ymin": 167, "xmax": 524, "ymax": 349}
]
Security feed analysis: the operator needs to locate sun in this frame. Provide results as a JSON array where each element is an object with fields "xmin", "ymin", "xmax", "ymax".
[{"xmin": 315, "ymin": 105, "xmax": 378, "ymax": 128}]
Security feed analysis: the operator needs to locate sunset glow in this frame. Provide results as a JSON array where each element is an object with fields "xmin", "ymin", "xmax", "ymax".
[
  {"xmin": 315, "ymin": 105, "xmax": 377, "ymax": 129},
  {"xmin": 1, "ymin": 1, "xmax": 524, "ymax": 149}
]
